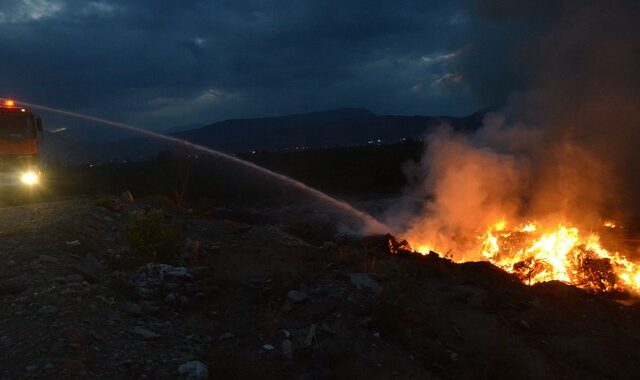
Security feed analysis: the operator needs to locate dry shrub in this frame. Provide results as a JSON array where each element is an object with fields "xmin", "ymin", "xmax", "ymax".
[
  {"xmin": 127, "ymin": 209, "xmax": 183, "ymax": 263},
  {"xmin": 93, "ymin": 195, "xmax": 117, "ymax": 211}
]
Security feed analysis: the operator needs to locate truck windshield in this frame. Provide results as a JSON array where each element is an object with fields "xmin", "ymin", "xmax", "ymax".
[{"xmin": 0, "ymin": 114, "xmax": 36, "ymax": 140}]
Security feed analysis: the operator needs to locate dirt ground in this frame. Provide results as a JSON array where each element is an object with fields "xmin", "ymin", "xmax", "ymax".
[{"xmin": 1, "ymin": 196, "xmax": 640, "ymax": 379}]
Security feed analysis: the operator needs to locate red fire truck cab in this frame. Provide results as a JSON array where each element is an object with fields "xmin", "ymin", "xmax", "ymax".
[{"xmin": 0, "ymin": 100, "xmax": 43, "ymax": 186}]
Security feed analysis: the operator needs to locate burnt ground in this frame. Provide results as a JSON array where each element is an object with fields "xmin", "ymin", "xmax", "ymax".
[{"xmin": 1, "ymin": 196, "xmax": 640, "ymax": 379}]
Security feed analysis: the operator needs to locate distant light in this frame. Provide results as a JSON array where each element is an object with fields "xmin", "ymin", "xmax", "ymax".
[
  {"xmin": 5, "ymin": 100, "xmax": 15, "ymax": 107},
  {"xmin": 20, "ymin": 108, "xmax": 26, "ymax": 112}
]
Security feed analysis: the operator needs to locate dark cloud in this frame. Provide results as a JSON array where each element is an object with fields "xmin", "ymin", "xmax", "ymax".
[
  {"xmin": 0, "ymin": 0, "xmax": 484, "ymax": 129},
  {"xmin": 11, "ymin": 0, "xmax": 622, "ymax": 131}
]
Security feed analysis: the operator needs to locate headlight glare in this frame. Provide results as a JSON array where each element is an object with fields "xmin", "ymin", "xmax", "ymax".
[{"xmin": 20, "ymin": 171, "xmax": 39, "ymax": 186}]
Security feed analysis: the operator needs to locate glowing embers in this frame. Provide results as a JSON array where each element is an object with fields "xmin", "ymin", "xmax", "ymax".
[
  {"xmin": 478, "ymin": 221, "xmax": 640, "ymax": 293},
  {"xmin": 386, "ymin": 234, "xmax": 414, "ymax": 255}
]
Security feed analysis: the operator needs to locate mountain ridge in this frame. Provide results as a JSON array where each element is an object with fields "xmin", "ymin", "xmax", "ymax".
[{"xmin": 42, "ymin": 108, "xmax": 486, "ymax": 164}]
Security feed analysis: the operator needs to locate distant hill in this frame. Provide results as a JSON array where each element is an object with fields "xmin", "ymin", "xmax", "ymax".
[{"xmin": 42, "ymin": 108, "xmax": 486, "ymax": 164}]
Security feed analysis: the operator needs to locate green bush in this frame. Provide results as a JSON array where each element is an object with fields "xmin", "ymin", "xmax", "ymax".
[{"xmin": 127, "ymin": 209, "xmax": 182, "ymax": 263}]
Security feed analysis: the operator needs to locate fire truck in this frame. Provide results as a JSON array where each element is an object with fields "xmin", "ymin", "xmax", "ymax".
[{"xmin": 0, "ymin": 100, "xmax": 43, "ymax": 186}]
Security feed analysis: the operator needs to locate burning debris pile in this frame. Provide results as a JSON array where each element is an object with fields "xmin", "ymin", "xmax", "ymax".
[
  {"xmin": 478, "ymin": 221, "xmax": 640, "ymax": 293},
  {"xmin": 385, "ymin": 234, "xmax": 414, "ymax": 255},
  {"xmin": 383, "ymin": 222, "xmax": 640, "ymax": 295}
]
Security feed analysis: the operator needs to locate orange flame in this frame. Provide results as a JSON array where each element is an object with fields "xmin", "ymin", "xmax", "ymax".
[{"xmin": 409, "ymin": 220, "xmax": 640, "ymax": 293}]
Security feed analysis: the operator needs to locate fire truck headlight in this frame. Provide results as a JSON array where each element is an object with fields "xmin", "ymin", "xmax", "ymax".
[{"xmin": 20, "ymin": 171, "xmax": 39, "ymax": 186}]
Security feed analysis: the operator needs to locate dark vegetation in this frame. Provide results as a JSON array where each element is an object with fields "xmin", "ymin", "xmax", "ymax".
[
  {"xmin": 42, "ymin": 140, "xmax": 423, "ymax": 207},
  {"xmin": 126, "ymin": 210, "xmax": 183, "ymax": 265}
]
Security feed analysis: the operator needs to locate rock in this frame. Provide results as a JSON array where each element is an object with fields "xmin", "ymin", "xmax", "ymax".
[
  {"xmin": 304, "ymin": 324, "xmax": 317, "ymax": 347},
  {"xmin": 349, "ymin": 273, "xmax": 382, "ymax": 295},
  {"xmin": 177, "ymin": 360, "xmax": 208, "ymax": 380},
  {"xmin": 38, "ymin": 254, "xmax": 58, "ymax": 263},
  {"xmin": 72, "ymin": 264, "xmax": 101, "ymax": 283},
  {"xmin": 96, "ymin": 295, "xmax": 115, "ymax": 306},
  {"xmin": 450, "ymin": 284, "xmax": 489, "ymax": 307},
  {"xmin": 123, "ymin": 303, "xmax": 143, "ymax": 316},
  {"xmin": 134, "ymin": 327, "xmax": 160, "ymax": 340},
  {"xmin": 121, "ymin": 190, "xmax": 135, "ymax": 204},
  {"xmin": 38, "ymin": 305, "xmax": 58, "ymax": 315},
  {"xmin": 66, "ymin": 240, "xmax": 81, "ymax": 247},
  {"xmin": 139, "ymin": 300, "xmax": 161, "ymax": 315},
  {"xmin": 287, "ymin": 290, "xmax": 309, "ymax": 303},
  {"xmin": 0, "ymin": 335, "xmax": 13, "ymax": 348},
  {"xmin": 165, "ymin": 293, "xmax": 177, "ymax": 304},
  {"xmin": 320, "ymin": 322, "xmax": 337, "ymax": 335},
  {"xmin": 220, "ymin": 332, "xmax": 235, "ymax": 340},
  {"xmin": 263, "ymin": 344, "xmax": 275, "ymax": 351},
  {"xmin": 166, "ymin": 266, "xmax": 191, "ymax": 279},
  {"xmin": 282, "ymin": 339, "xmax": 293, "ymax": 362},
  {"xmin": 179, "ymin": 295, "xmax": 190, "ymax": 306},
  {"xmin": 133, "ymin": 263, "xmax": 194, "ymax": 298}
]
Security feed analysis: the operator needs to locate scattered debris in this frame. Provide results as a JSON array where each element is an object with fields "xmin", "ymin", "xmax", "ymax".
[
  {"xmin": 385, "ymin": 234, "xmax": 414, "ymax": 255},
  {"xmin": 121, "ymin": 190, "xmax": 135, "ymax": 204},
  {"xmin": 66, "ymin": 240, "xmax": 82, "ymax": 247}
]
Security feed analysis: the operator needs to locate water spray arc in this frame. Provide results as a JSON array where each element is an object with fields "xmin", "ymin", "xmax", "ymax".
[{"xmin": 19, "ymin": 100, "xmax": 390, "ymax": 234}]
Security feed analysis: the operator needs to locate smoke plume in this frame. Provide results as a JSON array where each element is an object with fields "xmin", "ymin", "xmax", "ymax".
[{"xmin": 390, "ymin": 0, "xmax": 640, "ymax": 259}]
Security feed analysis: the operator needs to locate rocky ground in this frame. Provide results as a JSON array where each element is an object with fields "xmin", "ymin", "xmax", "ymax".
[{"xmin": 1, "ymin": 195, "xmax": 640, "ymax": 379}]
